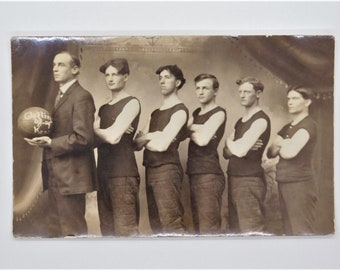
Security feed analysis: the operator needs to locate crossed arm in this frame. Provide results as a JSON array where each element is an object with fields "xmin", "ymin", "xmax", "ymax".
[
  {"xmin": 267, "ymin": 128, "xmax": 310, "ymax": 159},
  {"xmin": 223, "ymin": 118, "xmax": 267, "ymax": 159},
  {"xmin": 94, "ymin": 99, "xmax": 140, "ymax": 145},
  {"xmin": 188, "ymin": 111, "xmax": 225, "ymax": 146},
  {"xmin": 134, "ymin": 110, "xmax": 187, "ymax": 152}
]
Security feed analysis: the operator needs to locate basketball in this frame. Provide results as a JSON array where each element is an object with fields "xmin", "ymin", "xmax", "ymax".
[{"xmin": 17, "ymin": 107, "xmax": 53, "ymax": 138}]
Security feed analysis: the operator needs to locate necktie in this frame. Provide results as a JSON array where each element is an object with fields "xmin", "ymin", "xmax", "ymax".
[{"xmin": 54, "ymin": 90, "xmax": 63, "ymax": 108}]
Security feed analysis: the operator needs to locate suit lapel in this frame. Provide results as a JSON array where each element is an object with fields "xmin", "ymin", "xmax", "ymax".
[{"xmin": 53, "ymin": 81, "xmax": 78, "ymax": 115}]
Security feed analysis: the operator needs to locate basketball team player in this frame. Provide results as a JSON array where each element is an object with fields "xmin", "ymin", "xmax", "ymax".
[
  {"xmin": 186, "ymin": 74, "xmax": 227, "ymax": 234},
  {"xmin": 134, "ymin": 65, "xmax": 188, "ymax": 234},
  {"xmin": 24, "ymin": 51, "xmax": 96, "ymax": 237},
  {"xmin": 267, "ymin": 86, "xmax": 318, "ymax": 235},
  {"xmin": 223, "ymin": 77, "xmax": 271, "ymax": 234},
  {"xmin": 94, "ymin": 58, "xmax": 141, "ymax": 236}
]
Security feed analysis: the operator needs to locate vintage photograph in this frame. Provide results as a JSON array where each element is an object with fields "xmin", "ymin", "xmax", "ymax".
[{"xmin": 12, "ymin": 35, "xmax": 334, "ymax": 238}]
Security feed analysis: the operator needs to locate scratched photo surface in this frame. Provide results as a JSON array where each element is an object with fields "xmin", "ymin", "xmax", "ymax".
[{"xmin": 12, "ymin": 36, "xmax": 334, "ymax": 237}]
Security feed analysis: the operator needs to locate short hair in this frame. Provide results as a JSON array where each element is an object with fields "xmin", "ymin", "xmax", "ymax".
[
  {"xmin": 156, "ymin": 65, "xmax": 186, "ymax": 90},
  {"xmin": 194, "ymin": 74, "xmax": 219, "ymax": 90},
  {"xmin": 236, "ymin": 76, "xmax": 264, "ymax": 92},
  {"xmin": 287, "ymin": 86, "xmax": 314, "ymax": 100},
  {"xmin": 57, "ymin": 51, "xmax": 81, "ymax": 68},
  {"xmin": 99, "ymin": 58, "xmax": 130, "ymax": 75},
  {"xmin": 55, "ymin": 51, "xmax": 81, "ymax": 76}
]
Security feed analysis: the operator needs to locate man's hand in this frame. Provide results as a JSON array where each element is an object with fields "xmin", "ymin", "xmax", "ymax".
[
  {"xmin": 134, "ymin": 130, "xmax": 145, "ymax": 139},
  {"xmin": 133, "ymin": 130, "xmax": 150, "ymax": 150},
  {"xmin": 125, "ymin": 126, "xmax": 135, "ymax": 134},
  {"xmin": 250, "ymin": 139, "xmax": 263, "ymax": 151},
  {"xmin": 267, "ymin": 136, "xmax": 283, "ymax": 158},
  {"xmin": 24, "ymin": 136, "xmax": 52, "ymax": 148},
  {"xmin": 223, "ymin": 140, "xmax": 233, "ymax": 159}
]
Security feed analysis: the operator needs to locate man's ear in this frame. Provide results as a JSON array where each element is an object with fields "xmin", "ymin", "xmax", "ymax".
[
  {"xmin": 71, "ymin": 65, "xmax": 80, "ymax": 75},
  {"xmin": 305, "ymin": 98, "xmax": 312, "ymax": 107},
  {"xmin": 256, "ymin": 90, "xmax": 262, "ymax": 98},
  {"xmin": 175, "ymin": 79, "xmax": 181, "ymax": 88}
]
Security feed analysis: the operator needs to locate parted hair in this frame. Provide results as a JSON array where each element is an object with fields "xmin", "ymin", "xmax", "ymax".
[
  {"xmin": 156, "ymin": 64, "xmax": 186, "ymax": 90},
  {"xmin": 56, "ymin": 51, "xmax": 81, "ymax": 76},
  {"xmin": 194, "ymin": 73, "xmax": 219, "ymax": 90},
  {"xmin": 287, "ymin": 85, "xmax": 314, "ymax": 100},
  {"xmin": 236, "ymin": 76, "xmax": 264, "ymax": 92},
  {"xmin": 99, "ymin": 58, "xmax": 130, "ymax": 75},
  {"xmin": 57, "ymin": 51, "xmax": 81, "ymax": 68}
]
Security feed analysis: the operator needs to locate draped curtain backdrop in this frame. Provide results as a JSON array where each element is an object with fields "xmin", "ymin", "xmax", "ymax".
[
  {"xmin": 12, "ymin": 38, "xmax": 79, "ymax": 235},
  {"xmin": 240, "ymin": 36, "xmax": 334, "ymax": 90}
]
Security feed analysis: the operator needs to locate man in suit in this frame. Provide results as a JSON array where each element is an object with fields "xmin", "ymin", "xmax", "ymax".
[{"xmin": 25, "ymin": 51, "xmax": 96, "ymax": 237}]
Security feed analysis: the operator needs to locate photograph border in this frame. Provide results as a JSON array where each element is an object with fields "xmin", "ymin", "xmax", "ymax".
[{"xmin": 1, "ymin": 1, "xmax": 340, "ymax": 269}]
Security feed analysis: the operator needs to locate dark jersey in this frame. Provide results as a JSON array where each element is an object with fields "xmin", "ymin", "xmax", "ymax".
[
  {"xmin": 143, "ymin": 103, "xmax": 189, "ymax": 167},
  {"xmin": 276, "ymin": 115, "xmax": 317, "ymax": 182},
  {"xmin": 97, "ymin": 96, "xmax": 140, "ymax": 178},
  {"xmin": 187, "ymin": 106, "xmax": 226, "ymax": 175},
  {"xmin": 227, "ymin": 110, "xmax": 271, "ymax": 177}
]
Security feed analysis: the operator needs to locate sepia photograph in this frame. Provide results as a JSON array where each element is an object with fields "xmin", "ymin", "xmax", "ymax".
[
  {"xmin": 12, "ymin": 35, "xmax": 334, "ymax": 238},
  {"xmin": 2, "ymin": 1, "xmax": 340, "ymax": 269}
]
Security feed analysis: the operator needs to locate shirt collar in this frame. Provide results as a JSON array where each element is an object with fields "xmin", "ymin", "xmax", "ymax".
[{"xmin": 59, "ymin": 79, "xmax": 77, "ymax": 94}]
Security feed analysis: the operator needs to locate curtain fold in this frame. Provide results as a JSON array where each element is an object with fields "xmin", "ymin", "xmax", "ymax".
[
  {"xmin": 12, "ymin": 38, "xmax": 79, "ymax": 216},
  {"xmin": 239, "ymin": 36, "xmax": 334, "ymax": 90}
]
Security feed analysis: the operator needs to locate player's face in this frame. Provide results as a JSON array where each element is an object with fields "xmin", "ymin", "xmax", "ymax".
[
  {"xmin": 104, "ymin": 65, "xmax": 127, "ymax": 92},
  {"xmin": 53, "ymin": 53, "xmax": 78, "ymax": 84},
  {"xmin": 195, "ymin": 78, "xmax": 217, "ymax": 105},
  {"xmin": 158, "ymin": 69, "xmax": 180, "ymax": 96},
  {"xmin": 287, "ymin": 90, "xmax": 310, "ymax": 114},
  {"xmin": 238, "ymin": 82, "xmax": 259, "ymax": 108}
]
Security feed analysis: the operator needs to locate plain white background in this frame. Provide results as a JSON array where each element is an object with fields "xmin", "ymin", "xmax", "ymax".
[{"xmin": 0, "ymin": 1, "xmax": 339, "ymax": 269}]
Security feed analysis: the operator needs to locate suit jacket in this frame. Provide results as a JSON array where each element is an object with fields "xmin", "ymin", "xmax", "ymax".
[{"xmin": 42, "ymin": 81, "xmax": 97, "ymax": 195}]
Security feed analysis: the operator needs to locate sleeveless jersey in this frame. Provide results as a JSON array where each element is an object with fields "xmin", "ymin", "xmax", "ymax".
[
  {"xmin": 227, "ymin": 110, "xmax": 271, "ymax": 177},
  {"xmin": 187, "ymin": 106, "xmax": 226, "ymax": 175},
  {"xmin": 143, "ymin": 103, "xmax": 189, "ymax": 167},
  {"xmin": 276, "ymin": 115, "xmax": 317, "ymax": 182},
  {"xmin": 97, "ymin": 96, "xmax": 140, "ymax": 177}
]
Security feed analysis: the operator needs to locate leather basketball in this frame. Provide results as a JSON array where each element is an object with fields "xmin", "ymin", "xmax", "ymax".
[{"xmin": 17, "ymin": 107, "xmax": 53, "ymax": 138}]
